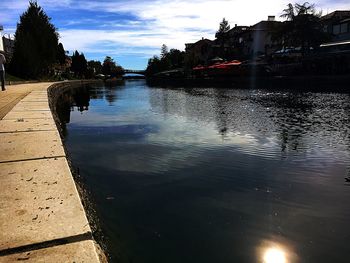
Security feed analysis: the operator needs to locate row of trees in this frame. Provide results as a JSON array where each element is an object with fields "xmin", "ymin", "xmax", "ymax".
[
  {"xmin": 69, "ymin": 53, "xmax": 124, "ymax": 79},
  {"xmin": 9, "ymin": 1, "xmax": 123, "ymax": 80},
  {"xmin": 146, "ymin": 44, "xmax": 185, "ymax": 75}
]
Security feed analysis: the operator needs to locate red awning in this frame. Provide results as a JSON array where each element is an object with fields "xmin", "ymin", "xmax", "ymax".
[{"xmin": 193, "ymin": 65, "xmax": 207, "ymax": 70}]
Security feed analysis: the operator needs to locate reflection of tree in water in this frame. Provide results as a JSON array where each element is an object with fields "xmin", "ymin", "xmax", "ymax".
[
  {"xmin": 149, "ymin": 87, "xmax": 261, "ymax": 136},
  {"xmin": 252, "ymin": 92, "xmax": 350, "ymax": 154},
  {"xmin": 89, "ymin": 88, "xmax": 104, "ymax": 100},
  {"xmin": 251, "ymin": 93, "xmax": 314, "ymax": 153},
  {"xmin": 73, "ymin": 87, "xmax": 90, "ymax": 112},
  {"xmin": 148, "ymin": 87, "xmax": 350, "ymax": 157},
  {"xmin": 104, "ymin": 80, "xmax": 125, "ymax": 105},
  {"xmin": 213, "ymin": 89, "xmax": 232, "ymax": 137},
  {"xmin": 56, "ymin": 85, "xmax": 91, "ymax": 136}
]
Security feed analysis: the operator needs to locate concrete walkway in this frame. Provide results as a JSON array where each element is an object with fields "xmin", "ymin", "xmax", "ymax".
[
  {"xmin": 0, "ymin": 83, "xmax": 101, "ymax": 262},
  {"xmin": 0, "ymin": 83, "xmax": 53, "ymax": 120}
]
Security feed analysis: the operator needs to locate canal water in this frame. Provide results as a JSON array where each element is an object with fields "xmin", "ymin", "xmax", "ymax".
[{"xmin": 60, "ymin": 80, "xmax": 350, "ymax": 263}]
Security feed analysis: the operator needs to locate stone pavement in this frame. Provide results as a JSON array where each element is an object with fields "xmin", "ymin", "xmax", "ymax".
[
  {"xmin": 0, "ymin": 83, "xmax": 52, "ymax": 120},
  {"xmin": 0, "ymin": 83, "xmax": 101, "ymax": 262}
]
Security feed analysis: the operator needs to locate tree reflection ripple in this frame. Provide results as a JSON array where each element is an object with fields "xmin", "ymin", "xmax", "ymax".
[{"xmin": 61, "ymin": 80, "xmax": 350, "ymax": 263}]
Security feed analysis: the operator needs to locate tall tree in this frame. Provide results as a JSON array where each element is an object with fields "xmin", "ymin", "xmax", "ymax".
[
  {"xmin": 167, "ymin": 49, "xmax": 185, "ymax": 69},
  {"xmin": 102, "ymin": 56, "xmax": 123, "ymax": 77},
  {"xmin": 87, "ymin": 60, "xmax": 102, "ymax": 74},
  {"xmin": 160, "ymin": 44, "xmax": 169, "ymax": 59},
  {"xmin": 71, "ymin": 50, "xmax": 87, "ymax": 77},
  {"xmin": 276, "ymin": 2, "xmax": 329, "ymax": 53},
  {"xmin": 102, "ymin": 56, "xmax": 117, "ymax": 76},
  {"xmin": 57, "ymin": 42, "xmax": 66, "ymax": 65},
  {"xmin": 215, "ymin": 18, "xmax": 231, "ymax": 58},
  {"xmin": 10, "ymin": 1, "xmax": 59, "ymax": 78},
  {"xmin": 215, "ymin": 18, "xmax": 231, "ymax": 39},
  {"xmin": 281, "ymin": 3, "xmax": 296, "ymax": 21},
  {"xmin": 146, "ymin": 55, "xmax": 162, "ymax": 76}
]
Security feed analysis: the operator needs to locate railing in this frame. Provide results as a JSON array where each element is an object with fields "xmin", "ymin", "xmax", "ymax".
[{"xmin": 123, "ymin": 69, "xmax": 146, "ymax": 75}]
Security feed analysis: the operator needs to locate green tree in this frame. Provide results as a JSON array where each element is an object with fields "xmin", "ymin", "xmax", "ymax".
[
  {"xmin": 87, "ymin": 60, "xmax": 102, "ymax": 74},
  {"xmin": 215, "ymin": 18, "xmax": 231, "ymax": 58},
  {"xmin": 276, "ymin": 2, "xmax": 329, "ymax": 53},
  {"xmin": 146, "ymin": 46, "xmax": 185, "ymax": 76},
  {"xmin": 57, "ymin": 42, "xmax": 66, "ymax": 65},
  {"xmin": 146, "ymin": 55, "xmax": 161, "ymax": 75},
  {"xmin": 166, "ymin": 49, "xmax": 185, "ymax": 69},
  {"xmin": 85, "ymin": 60, "xmax": 102, "ymax": 78},
  {"xmin": 215, "ymin": 18, "xmax": 231, "ymax": 39},
  {"xmin": 281, "ymin": 3, "xmax": 296, "ymax": 21},
  {"xmin": 10, "ymin": 1, "xmax": 59, "ymax": 78},
  {"xmin": 71, "ymin": 50, "xmax": 87, "ymax": 77},
  {"xmin": 160, "ymin": 44, "xmax": 169, "ymax": 59},
  {"xmin": 102, "ymin": 56, "xmax": 123, "ymax": 77},
  {"xmin": 102, "ymin": 56, "xmax": 117, "ymax": 76}
]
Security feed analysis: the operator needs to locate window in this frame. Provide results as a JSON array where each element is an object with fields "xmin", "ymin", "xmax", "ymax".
[
  {"xmin": 333, "ymin": 24, "xmax": 340, "ymax": 34},
  {"xmin": 340, "ymin": 23, "xmax": 348, "ymax": 34}
]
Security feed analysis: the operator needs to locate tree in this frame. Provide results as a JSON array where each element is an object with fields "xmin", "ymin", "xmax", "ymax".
[
  {"xmin": 71, "ymin": 50, "xmax": 87, "ymax": 77},
  {"xmin": 215, "ymin": 18, "xmax": 231, "ymax": 39},
  {"xmin": 215, "ymin": 18, "xmax": 231, "ymax": 58},
  {"xmin": 281, "ymin": 3, "xmax": 296, "ymax": 21},
  {"xmin": 146, "ymin": 55, "xmax": 162, "ymax": 75},
  {"xmin": 57, "ymin": 43, "xmax": 66, "ymax": 65},
  {"xmin": 85, "ymin": 60, "xmax": 102, "ymax": 78},
  {"xmin": 102, "ymin": 56, "xmax": 117, "ymax": 76},
  {"xmin": 161, "ymin": 44, "xmax": 169, "ymax": 59},
  {"xmin": 102, "ymin": 56, "xmax": 123, "ymax": 77},
  {"xmin": 87, "ymin": 60, "xmax": 102, "ymax": 74},
  {"xmin": 146, "ymin": 46, "xmax": 185, "ymax": 76},
  {"xmin": 10, "ymin": 1, "xmax": 59, "ymax": 78},
  {"xmin": 276, "ymin": 2, "xmax": 329, "ymax": 53},
  {"xmin": 167, "ymin": 49, "xmax": 185, "ymax": 68}
]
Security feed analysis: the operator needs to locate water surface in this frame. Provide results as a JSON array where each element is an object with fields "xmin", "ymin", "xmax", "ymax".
[{"xmin": 60, "ymin": 80, "xmax": 350, "ymax": 263}]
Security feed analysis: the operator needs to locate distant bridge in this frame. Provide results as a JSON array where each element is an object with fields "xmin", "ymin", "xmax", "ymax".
[{"xmin": 123, "ymin": 69, "xmax": 146, "ymax": 75}]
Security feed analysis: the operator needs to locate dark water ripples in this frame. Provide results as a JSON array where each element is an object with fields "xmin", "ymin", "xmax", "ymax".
[{"xmin": 61, "ymin": 81, "xmax": 350, "ymax": 263}]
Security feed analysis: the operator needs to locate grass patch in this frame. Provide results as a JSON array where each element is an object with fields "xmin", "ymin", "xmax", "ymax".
[{"xmin": 5, "ymin": 72, "xmax": 26, "ymax": 82}]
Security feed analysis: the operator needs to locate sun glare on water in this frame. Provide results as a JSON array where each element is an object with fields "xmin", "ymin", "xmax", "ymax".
[{"xmin": 263, "ymin": 247, "xmax": 287, "ymax": 263}]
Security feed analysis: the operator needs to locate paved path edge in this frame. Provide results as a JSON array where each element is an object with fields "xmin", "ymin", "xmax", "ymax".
[
  {"xmin": 0, "ymin": 80, "xmax": 107, "ymax": 262},
  {"xmin": 47, "ymin": 80, "xmax": 108, "ymax": 263}
]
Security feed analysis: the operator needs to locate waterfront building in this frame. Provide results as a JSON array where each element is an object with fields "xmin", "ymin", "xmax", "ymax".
[
  {"xmin": 213, "ymin": 24, "xmax": 249, "ymax": 60},
  {"xmin": 185, "ymin": 38, "xmax": 214, "ymax": 66},
  {"xmin": 322, "ymin": 10, "xmax": 350, "ymax": 42},
  {"xmin": 239, "ymin": 16, "xmax": 282, "ymax": 58}
]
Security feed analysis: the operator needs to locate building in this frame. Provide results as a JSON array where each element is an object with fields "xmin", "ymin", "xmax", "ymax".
[
  {"xmin": 322, "ymin": 10, "xmax": 350, "ymax": 42},
  {"xmin": 0, "ymin": 25, "xmax": 4, "ymax": 52},
  {"xmin": 2, "ymin": 35, "xmax": 15, "ymax": 59},
  {"xmin": 240, "ymin": 16, "xmax": 282, "ymax": 58},
  {"xmin": 208, "ymin": 24, "xmax": 250, "ymax": 60},
  {"xmin": 0, "ymin": 25, "xmax": 15, "ymax": 60},
  {"xmin": 227, "ymin": 25, "xmax": 249, "ymax": 43},
  {"xmin": 224, "ymin": 25, "xmax": 249, "ymax": 59},
  {"xmin": 185, "ymin": 38, "xmax": 214, "ymax": 66}
]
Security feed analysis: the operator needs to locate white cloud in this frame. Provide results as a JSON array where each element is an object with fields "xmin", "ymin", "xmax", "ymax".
[
  {"xmin": 2, "ymin": 0, "xmax": 349, "ymax": 67},
  {"xmin": 59, "ymin": 26, "xmax": 209, "ymax": 57},
  {"xmin": 58, "ymin": 0, "xmax": 349, "ymax": 59},
  {"xmin": 58, "ymin": 0, "xmax": 292, "ymax": 60}
]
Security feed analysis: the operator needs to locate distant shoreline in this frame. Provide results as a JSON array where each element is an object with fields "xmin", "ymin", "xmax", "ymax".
[{"xmin": 146, "ymin": 74, "xmax": 350, "ymax": 91}]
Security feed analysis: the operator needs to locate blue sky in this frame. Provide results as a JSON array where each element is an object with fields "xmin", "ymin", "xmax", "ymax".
[{"xmin": 0, "ymin": 0, "xmax": 348, "ymax": 69}]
